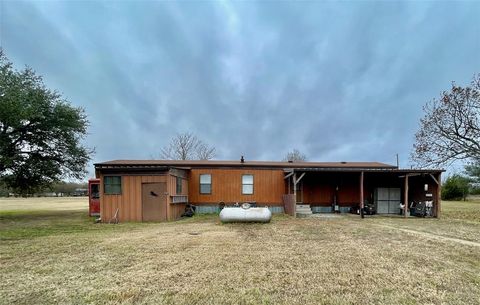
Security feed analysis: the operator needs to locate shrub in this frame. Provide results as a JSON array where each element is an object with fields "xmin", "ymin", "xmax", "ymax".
[{"xmin": 442, "ymin": 174, "xmax": 470, "ymax": 200}]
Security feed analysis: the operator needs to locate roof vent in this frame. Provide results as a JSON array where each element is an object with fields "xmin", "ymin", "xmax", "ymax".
[
  {"xmin": 288, "ymin": 160, "xmax": 293, "ymax": 163},
  {"xmin": 240, "ymin": 156, "xmax": 245, "ymax": 163},
  {"xmin": 341, "ymin": 161, "xmax": 347, "ymax": 164}
]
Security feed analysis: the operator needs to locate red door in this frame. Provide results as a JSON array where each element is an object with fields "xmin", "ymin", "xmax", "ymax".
[{"xmin": 89, "ymin": 179, "xmax": 100, "ymax": 217}]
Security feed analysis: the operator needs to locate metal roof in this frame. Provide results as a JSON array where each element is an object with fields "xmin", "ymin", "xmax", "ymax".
[
  {"xmin": 94, "ymin": 159, "xmax": 399, "ymax": 169},
  {"xmin": 288, "ymin": 167, "xmax": 444, "ymax": 173}
]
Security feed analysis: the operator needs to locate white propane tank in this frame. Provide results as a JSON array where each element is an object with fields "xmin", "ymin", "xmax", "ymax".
[{"xmin": 219, "ymin": 204, "xmax": 272, "ymax": 223}]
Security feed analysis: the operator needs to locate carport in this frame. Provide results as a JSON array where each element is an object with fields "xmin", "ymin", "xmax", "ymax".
[{"xmin": 284, "ymin": 168, "xmax": 443, "ymax": 217}]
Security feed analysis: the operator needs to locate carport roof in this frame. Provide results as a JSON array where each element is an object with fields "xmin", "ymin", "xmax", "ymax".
[
  {"xmin": 95, "ymin": 160, "xmax": 438, "ymax": 172},
  {"xmin": 96, "ymin": 159, "xmax": 399, "ymax": 169},
  {"xmin": 94, "ymin": 160, "xmax": 444, "ymax": 173},
  {"xmin": 289, "ymin": 167, "xmax": 444, "ymax": 173}
]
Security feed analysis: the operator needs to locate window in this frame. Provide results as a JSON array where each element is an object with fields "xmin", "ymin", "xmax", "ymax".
[
  {"xmin": 200, "ymin": 174, "xmax": 211, "ymax": 194},
  {"xmin": 104, "ymin": 176, "xmax": 121, "ymax": 194},
  {"xmin": 176, "ymin": 176, "xmax": 182, "ymax": 194},
  {"xmin": 242, "ymin": 174, "xmax": 254, "ymax": 194},
  {"xmin": 90, "ymin": 183, "xmax": 100, "ymax": 199}
]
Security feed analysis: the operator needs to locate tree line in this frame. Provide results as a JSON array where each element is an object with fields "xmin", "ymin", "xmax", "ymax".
[{"xmin": 0, "ymin": 180, "xmax": 88, "ymax": 197}]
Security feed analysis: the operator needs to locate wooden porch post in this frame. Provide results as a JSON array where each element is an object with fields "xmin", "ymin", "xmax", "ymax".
[
  {"xmin": 293, "ymin": 172, "xmax": 297, "ymax": 218},
  {"xmin": 436, "ymin": 172, "xmax": 442, "ymax": 218},
  {"xmin": 360, "ymin": 171, "xmax": 364, "ymax": 215},
  {"xmin": 404, "ymin": 175, "xmax": 409, "ymax": 218}
]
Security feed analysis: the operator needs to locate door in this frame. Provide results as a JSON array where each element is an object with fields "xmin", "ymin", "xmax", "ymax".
[
  {"xmin": 375, "ymin": 188, "xmax": 401, "ymax": 214},
  {"xmin": 377, "ymin": 201, "xmax": 389, "ymax": 214},
  {"xmin": 142, "ymin": 183, "xmax": 167, "ymax": 221},
  {"xmin": 388, "ymin": 188, "xmax": 401, "ymax": 214},
  {"xmin": 89, "ymin": 182, "xmax": 100, "ymax": 216}
]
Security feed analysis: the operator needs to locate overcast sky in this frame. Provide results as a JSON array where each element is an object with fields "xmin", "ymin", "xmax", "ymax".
[{"xmin": 1, "ymin": 1, "xmax": 479, "ymax": 177}]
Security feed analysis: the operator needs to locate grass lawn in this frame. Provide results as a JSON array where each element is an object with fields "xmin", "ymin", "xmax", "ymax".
[{"xmin": 1, "ymin": 198, "xmax": 479, "ymax": 305}]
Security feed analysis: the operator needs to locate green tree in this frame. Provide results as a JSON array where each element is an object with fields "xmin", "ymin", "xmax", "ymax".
[
  {"xmin": 0, "ymin": 180, "xmax": 10, "ymax": 197},
  {"xmin": 441, "ymin": 174, "xmax": 470, "ymax": 201},
  {"xmin": 0, "ymin": 51, "xmax": 92, "ymax": 194},
  {"xmin": 49, "ymin": 181, "xmax": 88, "ymax": 196}
]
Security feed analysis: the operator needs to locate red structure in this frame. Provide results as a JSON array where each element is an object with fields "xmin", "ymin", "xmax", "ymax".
[{"xmin": 88, "ymin": 179, "xmax": 100, "ymax": 217}]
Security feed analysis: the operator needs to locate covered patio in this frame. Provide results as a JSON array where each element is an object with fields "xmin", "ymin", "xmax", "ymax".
[{"xmin": 283, "ymin": 168, "xmax": 443, "ymax": 218}]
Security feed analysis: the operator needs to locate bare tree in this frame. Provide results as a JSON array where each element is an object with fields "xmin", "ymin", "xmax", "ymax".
[
  {"xmin": 159, "ymin": 132, "xmax": 216, "ymax": 160},
  {"xmin": 196, "ymin": 142, "xmax": 216, "ymax": 160},
  {"xmin": 411, "ymin": 74, "xmax": 480, "ymax": 168},
  {"xmin": 283, "ymin": 149, "xmax": 307, "ymax": 162}
]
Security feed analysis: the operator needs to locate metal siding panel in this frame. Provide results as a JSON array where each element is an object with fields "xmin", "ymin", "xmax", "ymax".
[
  {"xmin": 377, "ymin": 201, "xmax": 389, "ymax": 214},
  {"xmin": 389, "ymin": 188, "xmax": 401, "ymax": 201},
  {"xmin": 389, "ymin": 201, "xmax": 400, "ymax": 214},
  {"xmin": 376, "ymin": 188, "xmax": 390, "ymax": 201}
]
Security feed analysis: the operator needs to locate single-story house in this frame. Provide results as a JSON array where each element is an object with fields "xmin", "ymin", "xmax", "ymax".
[{"xmin": 94, "ymin": 159, "xmax": 443, "ymax": 222}]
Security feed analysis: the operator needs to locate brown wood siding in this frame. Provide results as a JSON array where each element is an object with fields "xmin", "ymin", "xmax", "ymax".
[
  {"xmin": 142, "ymin": 182, "xmax": 167, "ymax": 221},
  {"xmin": 302, "ymin": 173, "xmax": 362, "ymax": 206},
  {"xmin": 100, "ymin": 174, "xmax": 168, "ymax": 222},
  {"xmin": 167, "ymin": 171, "xmax": 189, "ymax": 220},
  {"xmin": 304, "ymin": 184, "xmax": 333, "ymax": 205},
  {"xmin": 189, "ymin": 169, "xmax": 285, "ymax": 205},
  {"xmin": 436, "ymin": 173, "xmax": 442, "ymax": 218},
  {"xmin": 169, "ymin": 203, "xmax": 186, "ymax": 220}
]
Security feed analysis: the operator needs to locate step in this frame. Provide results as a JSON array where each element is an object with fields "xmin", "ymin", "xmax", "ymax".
[
  {"xmin": 296, "ymin": 203, "xmax": 313, "ymax": 218},
  {"xmin": 296, "ymin": 208, "xmax": 313, "ymax": 213},
  {"xmin": 296, "ymin": 210, "xmax": 313, "ymax": 215},
  {"xmin": 296, "ymin": 204, "xmax": 311, "ymax": 209},
  {"xmin": 296, "ymin": 209, "xmax": 313, "ymax": 213}
]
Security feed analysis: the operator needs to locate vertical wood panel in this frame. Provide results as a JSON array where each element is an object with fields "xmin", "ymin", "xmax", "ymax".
[
  {"xmin": 99, "ymin": 174, "xmax": 167, "ymax": 222},
  {"xmin": 123, "ymin": 176, "xmax": 129, "ymax": 221},
  {"xmin": 168, "ymin": 174, "xmax": 173, "ymax": 220},
  {"xmin": 167, "ymin": 173, "xmax": 189, "ymax": 221},
  {"xmin": 165, "ymin": 172, "xmax": 189, "ymax": 221},
  {"xmin": 136, "ymin": 176, "xmax": 142, "ymax": 221},
  {"xmin": 129, "ymin": 176, "xmax": 133, "ymax": 221},
  {"xmin": 189, "ymin": 169, "xmax": 285, "ymax": 205},
  {"xmin": 435, "ymin": 173, "xmax": 441, "ymax": 218}
]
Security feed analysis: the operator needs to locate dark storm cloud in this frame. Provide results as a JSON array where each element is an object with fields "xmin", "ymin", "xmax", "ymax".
[{"xmin": 2, "ymin": 1, "xmax": 479, "ymax": 176}]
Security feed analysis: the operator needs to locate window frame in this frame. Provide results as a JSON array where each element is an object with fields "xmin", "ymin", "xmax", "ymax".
[
  {"xmin": 176, "ymin": 176, "xmax": 183, "ymax": 194},
  {"xmin": 90, "ymin": 183, "xmax": 100, "ymax": 199},
  {"xmin": 104, "ymin": 176, "xmax": 122, "ymax": 195},
  {"xmin": 199, "ymin": 174, "xmax": 212, "ymax": 194},
  {"xmin": 242, "ymin": 174, "xmax": 254, "ymax": 195}
]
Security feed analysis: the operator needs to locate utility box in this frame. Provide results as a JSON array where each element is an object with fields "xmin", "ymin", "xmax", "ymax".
[{"xmin": 88, "ymin": 179, "xmax": 100, "ymax": 217}]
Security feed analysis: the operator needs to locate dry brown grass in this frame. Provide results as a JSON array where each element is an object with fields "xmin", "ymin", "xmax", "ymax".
[
  {"xmin": 370, "ymin": 200, "xmax": 480, "ymax": 244},
  {"xmin": 0, "ymin": 196, "xmax": 88, "ymax": 211},
  {"xmin": 1, "ymin": 199, "xmax": 479, "ymax": 305}
]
